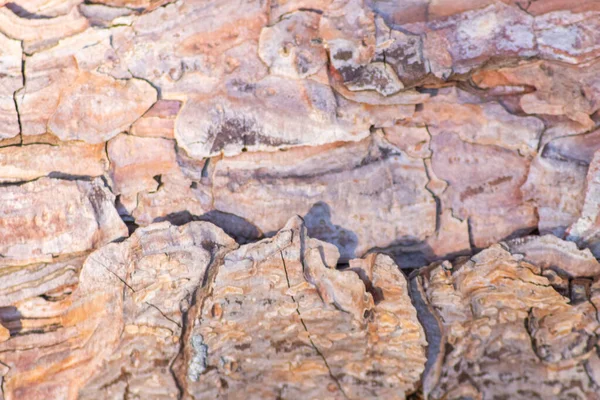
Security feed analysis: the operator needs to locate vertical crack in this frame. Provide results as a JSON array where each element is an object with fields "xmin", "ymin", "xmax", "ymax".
[
  {"xmin": 13, "ymin": 40, "xmax": 26, "ymax": 145},
  {"xmin": 423, "ymin": 161, "xmax": 442, "ymax": 233},
  {"xmin": 0, "ymin": 359, "xmax": 9, "ymax": 399},
  {"xmin": 13, "ymin": 91, "xmax": 22, "ymax": 145},
  {"xmin": 200, "ymin": 157, "xmax": 210, "ymax": 178},
  {"xmin": 408, "ymin": 272, "xmax": 443, "ymax": 397},
  {"xmin": 466, "ymin": 217, "xmax": 477, "ymax": 251},
  {"xmin": 279, "ymin": 250, "xmax": 349, "ymax": 399},
  {"xmin": 422, "ymin": 124, "xmax": 451, "ymax": 241}
]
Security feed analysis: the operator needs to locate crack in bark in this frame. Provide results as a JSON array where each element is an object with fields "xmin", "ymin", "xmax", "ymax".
[
  {"xmin": 0, "ymin": 359, "xmax": 9, "ymax": 399},
  {"xmin": 145, "ymin": 301, "xmax": 181, "ymax": 328},
  {"xmin": 499, "ymin": 274, "xmax": 552, "ymax": 289},
  {"xmin": 466, "ymin": 217, "xmax": 477, "ymax": 251},
  {"xmin": 97, "ymin": 261, "xmax": 135, "ymax": 293},
  {"xmin": 10, "ymin": 39, "xmax": 25, "ymax": 145},
  {"xmin": 279, "ymin": 250, "xmax": 349, "ymax": 399},
  {"xmin": 421, "ymin": 124, "xmax": 455, "ymax": 244},
  {"xmin": 126, "ymin": 68, "xmax": 162, "ymax": 99},
  {"xmin": 408, "ymin": 271, "xmax": 444, "ymax": 397}
]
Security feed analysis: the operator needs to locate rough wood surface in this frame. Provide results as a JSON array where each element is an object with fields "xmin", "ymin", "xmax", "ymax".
[{"xmin": 1, "ymin": 0, "xmax": 600, "ymax": 399}]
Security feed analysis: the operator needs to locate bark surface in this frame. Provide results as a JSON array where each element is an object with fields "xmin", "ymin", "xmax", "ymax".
[{"xmin": 1, "ymin": 0, "xmax": 600, "ymax": 399}]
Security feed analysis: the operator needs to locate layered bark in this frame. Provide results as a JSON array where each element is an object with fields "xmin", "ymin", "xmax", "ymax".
[
  {"xmin": 1, "ymin": 0, "xmax": 600, "ymax": 399},
  {"xmin": 413, "ymin": 238, "xmax": 600, "ymax": 399},
  {"xmin": 1, "ymin": 218, "xmax": 429, "ymax": 400},
  {"xmin": 1, "ymin": 0, "xmax": 599, "ymax": 261}
]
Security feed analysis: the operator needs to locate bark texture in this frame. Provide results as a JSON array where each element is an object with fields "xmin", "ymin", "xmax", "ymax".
[{"xmin": 1, "ymin": 0, "xmax": 600, "ymax": 399}]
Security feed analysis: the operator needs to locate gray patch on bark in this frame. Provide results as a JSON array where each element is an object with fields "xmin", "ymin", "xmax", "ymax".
[{"xmin": 188, "ymin": 334, "xmax": 209, "ymax": 382}]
